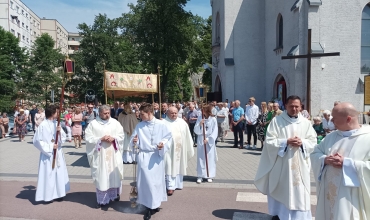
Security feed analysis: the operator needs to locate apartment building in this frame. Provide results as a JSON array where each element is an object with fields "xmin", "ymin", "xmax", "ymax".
[
  {"xmin": 0, "ymin": 0, "xmax": 69, "ymax": 54},
  {"xmin": 41, "ymin": 19, "xmax": 68, "ymax": 54},
  {"xmin": 68, "ymin": 32, "xmax": 82, "ymax": 55},
  {"xmin": 0, "ymin": 0, "xmax": 41, "ymax": 48}
]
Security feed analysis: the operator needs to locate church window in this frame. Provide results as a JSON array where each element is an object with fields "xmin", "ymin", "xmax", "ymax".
[
  {"xmin": 215, "ymin": 12, "xmax": 220, "ymax": 44},
  {"xmin": 276, "ymin": 14, "xmax": 283, "ymax": 49},
  {"xmin": 361, "ymin": 4, "xmax": 370, "ymax": 73}
]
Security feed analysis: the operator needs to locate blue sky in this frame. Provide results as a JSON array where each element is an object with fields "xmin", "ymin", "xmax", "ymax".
[{"xmin": 21, "ymin": 0, "xmax": 211, "ymax": 32}]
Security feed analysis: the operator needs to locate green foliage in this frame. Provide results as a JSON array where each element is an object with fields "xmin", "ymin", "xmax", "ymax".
[
  {"xmin": 0, "ymin": 27, "xmax": 27, "ymax": 112},
  {"xmin": 21, "ymin": 33, "xmax": 64, "ymax": 106},
  {"xmin": 71, "ymin": 14, "xmax": 144, "ymax": 104}
]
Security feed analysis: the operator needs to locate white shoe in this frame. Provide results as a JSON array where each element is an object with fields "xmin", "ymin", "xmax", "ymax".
[
  {"xmin": 196, "ymin": 178, "xmax": 202, "ymax": 184},
  {"xmin": 207, "ymin": 179, "xmax": 213, "ymax": 183},
  {"xmin": 252, "ymin": 145, "xmax": 257, "ymax": 150},
  {"xmin": 245, "ymin": 144, "xmax": 251, "ymax": 149}
]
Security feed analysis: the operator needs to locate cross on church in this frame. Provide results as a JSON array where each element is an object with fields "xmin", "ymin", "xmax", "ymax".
[{"xmin": 281, "ymin": 29, "xmax": 340, "ymax": 113}]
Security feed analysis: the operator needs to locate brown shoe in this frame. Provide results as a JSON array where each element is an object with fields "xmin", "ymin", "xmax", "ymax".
[{"xmin": 167, "ymin": 190, "xmax": 174, "ymax": 196}]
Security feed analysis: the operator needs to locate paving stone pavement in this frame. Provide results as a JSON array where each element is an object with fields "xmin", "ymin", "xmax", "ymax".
[{"xmin": 0, "ymin": 132, "xmax": 270, "ymax": 188}]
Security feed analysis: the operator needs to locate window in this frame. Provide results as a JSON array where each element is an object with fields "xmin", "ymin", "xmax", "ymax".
[
  {"xmin": 216, "ymin": 12, "xmax": 220, "ymax": 44},
  {"xmin": 276, "ymin": 14, "xmax": 283, "ymax": 49},
  {"xmin": 11, "ymin": 29, "xmax": 15, "ymax": 35},
  {"xmin": 26, "ymin": 25, "xmax": 28, "ymax": 30},
  {"xmin": 22, "ymin": 35, "xmax": 25, "ymax": 40},
  {"xmin": 17, "ymin": 20, "xmax": 20, "ymax": 27},
  {"xmin": 26, "ymin": 13, "xmax": 28, "ymax": 18},
  {"xmin": 361, "ymin": 4, "xmax": 370, "ymax": 73},
  {"xmin": 17, "ymin": 33, "xmax": 20, "ymax": 39},
  {"xmin": 27, "ymin": 38, "xmax": 29, "ymax": 42},
  {"xmin": 21, "ymin": 10, "xmax": 24, "ymax": 15},
  {"xmin": 10, "ymin": 1, "xmax": 13, "ymax": 9},
  {"xmin": 34, "ymin": 31, "xmax": 36, "ymax": 36},
  {"xmin": 16, "ymin": 6, "xmax": 19, "ymax": 13}
]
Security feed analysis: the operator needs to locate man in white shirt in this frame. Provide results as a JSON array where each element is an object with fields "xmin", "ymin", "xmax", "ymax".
[
  {"xmin": 245, "ymin": 97, "xmax": 259, "ymax": 149},
  {"xmin": 322, "ymin": 110, "xmax": 336, "ymax": 134}
]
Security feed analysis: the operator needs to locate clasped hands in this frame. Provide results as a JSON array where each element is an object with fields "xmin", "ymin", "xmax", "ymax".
[
  {"xmin": 132, "ymin": 136, "xmax": 164, "ymax": 150},
  {"xmin": 287, "ymin": 136, "xmax": 302, "ymax": 147},
  {"xmin": 101, "ymin": 135, "xmax": 115, "ymax": 142},
  {"xmin": 324, "ymin": 153, "xmax": 344, "ymax": 168}
]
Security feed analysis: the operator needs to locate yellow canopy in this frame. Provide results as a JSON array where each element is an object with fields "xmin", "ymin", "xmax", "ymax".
[{"xmin": 104, "ymin": 71, "xmax": 158, "ymax": 98}]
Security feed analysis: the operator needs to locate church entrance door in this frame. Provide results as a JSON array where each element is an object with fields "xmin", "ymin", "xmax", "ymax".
[{"xmin": 275, "ymin": 75, "xmax": 287, "ymax": 106}]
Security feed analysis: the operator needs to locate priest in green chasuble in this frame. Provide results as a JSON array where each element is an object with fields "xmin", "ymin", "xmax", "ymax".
[
  {"xmin": 254, "ymin": 95, "xmax": 317, "ymax": 220},
  {"xmin": 163, "ymin": 107, "xmax": 194, "ymax": 196},
  {"xmin": 311, "ymin": 102, "xmax": 370, "ymax": 220}
]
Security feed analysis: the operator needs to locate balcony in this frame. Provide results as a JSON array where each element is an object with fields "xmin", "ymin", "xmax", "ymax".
[{"xmin": 68, "ymin": 41, "xmax": 80, "ymax": 46}]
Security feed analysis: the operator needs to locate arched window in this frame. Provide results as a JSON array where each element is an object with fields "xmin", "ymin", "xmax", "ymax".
[
  {"xmin": 361, "ymin": 4, "xmax": 370, "ymax": 73},
  {"xmin": 276, "ymin": 14, "xmax": 283, "ymax": 49},
  {"xmin": 216, "ymin": 12, "xmax": 220, "ymax": 44}
]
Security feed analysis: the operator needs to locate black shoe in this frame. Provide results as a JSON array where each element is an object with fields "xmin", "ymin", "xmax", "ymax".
[
  {"xmin": 96, "ymin": 203, "xmax": 107, "ymax": 209},
  {"xmin": 114, "ymin": 194, "xmax": 120, "ymax": 202},
  {"xmin": 54, "ymin": 197, "xmax": 64, "ymax": 202},
  {"xmin": 150, "ymin": 208, "xmax": 160, "ymax": 215},
  {"xmin": 143, "ymin": 209, "xmax": 152, "ymax": 220},
  {"xmin": 272, "ymin": 215, "xmax": 280, "ymax": 220}
]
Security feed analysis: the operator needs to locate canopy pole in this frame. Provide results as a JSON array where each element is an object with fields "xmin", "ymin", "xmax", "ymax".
[
  {"xmin": 158, "ymin": 66, "xmax": 161, "ymax": 119},
  {"xmin": 103, "ymin": 62, "xmax": 107, "ymax": 105}
]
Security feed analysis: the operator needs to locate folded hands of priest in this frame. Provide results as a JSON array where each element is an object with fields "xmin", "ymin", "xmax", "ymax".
[
  {"xmin": 287, "ymin": 136, "xmax": 302, "ymax": 147},
  {"xmin": 324, "ymin": 153, "xmax": 344, "ymax": 168}
]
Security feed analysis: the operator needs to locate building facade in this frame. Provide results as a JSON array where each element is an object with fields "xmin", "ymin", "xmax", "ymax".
[
  {"xmin": 0, "ymin": 0, "xmax": 40, "ymax": 49},
  {"xmin": 0, "ymin": 0, "xmax": 69, "ymax": 55},
  {"xmin": 211, "ymin": 0, "xmax": 370, "ymax": 115},
  {"xmin": 68, "ymin": 32, "xmax": 82, "ymax": 55}
]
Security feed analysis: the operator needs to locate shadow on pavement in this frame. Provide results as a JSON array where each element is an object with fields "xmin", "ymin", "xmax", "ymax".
[
  {"xmin": 15, "ymin": 185, "xmax": 43, "ymax": 205},
  {"xmin": 68, "ymin": 153, "xmax": 90, "ymax": 168},
  {"xmin": 212, "ymin": 209, "xmax": 261, "ymax": 219},
  {"xmin": 243, "ymin": 152, "xmax": 262, "ymax": 156},
  {"xmin": 63, "ymin": 191, "xmax": 97, "ymax": 208}
]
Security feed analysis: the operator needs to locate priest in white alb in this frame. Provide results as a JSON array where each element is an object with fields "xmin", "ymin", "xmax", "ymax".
[
  {"xmin": 33, "ymin": 105, "xmax": 69, "ymax": 202},
  {"xmin": 163, "ymin": 106, "xmax": 194, "ymax": 196},
  {"xmin": 130, "ymin": 103, "xmax": 172, "ymax": 220},
  {"xmin": 254, "ymin": 96, "xmax": 317, "ymax": 220},
  {"xmin": 85, "ymin": 105, "xmax": 124, "ymax": 208},
  {"xmin": 311, "ymin": 102, "xmax": 370, "ymax": 220},
  {"xmin": 118, "ymin": 104, "xmax": 138, "ymax": 164}
]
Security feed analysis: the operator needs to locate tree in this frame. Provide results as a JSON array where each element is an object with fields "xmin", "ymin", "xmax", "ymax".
[
  {"xmin": 22, "ymin": 33, "xmax": 64, "ymax": 106},
  {"xmin": 72, "ymin": 14, "xmax": 143, "ymax": 103},
  {"xmin": 0, "ymin": 27, "xmax": 27, "ymax": 112},
  {"xmin": 122, "ymin": 0, "xmax": 194, "ymax": 100}
]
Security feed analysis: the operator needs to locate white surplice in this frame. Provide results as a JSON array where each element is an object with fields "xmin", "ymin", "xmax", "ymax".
[
  {"xmin": 118, "ymin": 113, "xmax": 138, "ymax": 163},
  {"xmin": 311, "ymin": 126, "xmax": 370, "ymax": 220},
  {"xmin": 254, "ymin": 112, "xmax": 317, "ymax": 219},
  {"xmin": 194, "ymin": 116, "xmax": 218, "ymax": 179},
  {"xmin": 33, "ymin": 119, "xmax": 69, "ymax": 202},
  {"xmin": 85, "ymin": 117, "xmax": 124, "ymax": 191},
  {"xmin": 163, "ymin": 117, "xmax": 194, "ymax": 189},
  {"xmin": 130, "ymin": 117, "xmax": 172, "ymax": 209}
]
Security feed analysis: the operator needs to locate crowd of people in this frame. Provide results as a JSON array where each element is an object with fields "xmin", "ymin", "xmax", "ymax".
[{"xmin": 1, "ymin": 95, "xmax": 369, "ymax": 220}]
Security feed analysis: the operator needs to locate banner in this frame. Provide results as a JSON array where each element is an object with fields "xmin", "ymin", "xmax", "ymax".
[
  {"xmin": 105, "ymin": 71, "xmax": 158, "ymax": 97},
  {"xmin": 365, "ymin": 75, "xmax": 370, "ymax": 105}
]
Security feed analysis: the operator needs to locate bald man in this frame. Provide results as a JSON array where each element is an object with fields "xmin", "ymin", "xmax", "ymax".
[
  {"xmin": 163, "ymin": 107, "xmax": 194, "ymax": 195},
  {"xmin": 311, "ymin": 102, "xmax": 370, "ymax": 220}
]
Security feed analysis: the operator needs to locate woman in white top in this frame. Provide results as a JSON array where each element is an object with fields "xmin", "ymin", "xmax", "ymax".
[
  {"xmin": 322, "ymin": 110, "xmax": 336, "ymax": 134},
  {"xmin": 35, "ymin": 108, "xmax": 45, "ymax": 129}
]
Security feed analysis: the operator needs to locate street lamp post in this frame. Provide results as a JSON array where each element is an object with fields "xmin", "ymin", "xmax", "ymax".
[{"xmin": 52, "ymin": 57, "xmax": 75, "ymax": 169}]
